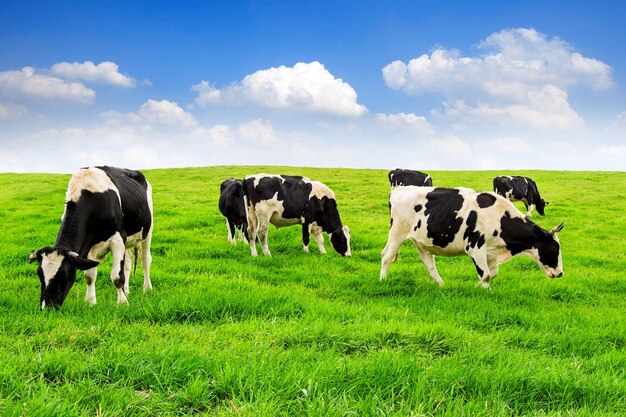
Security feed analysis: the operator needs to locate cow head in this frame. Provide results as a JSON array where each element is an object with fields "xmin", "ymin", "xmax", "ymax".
[
  {"xmin": 536, "ymin": 199, "xmax": 549, "ymax": 216},
  {"xmin": 330, "ymin": 226, "xmax": 351, "ymax": 257},
  {"xmin": 530, "ymin": 223, "xmax": 563, "ymax": 278},
  {"xmin": 29, "ymin": 247, "xmax": 99, "ymax": 310}
]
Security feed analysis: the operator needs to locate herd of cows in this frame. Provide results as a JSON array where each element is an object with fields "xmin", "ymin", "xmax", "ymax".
[{"xmin": 28, "ymin": 166, "xmax": 564, "ymax": 310}]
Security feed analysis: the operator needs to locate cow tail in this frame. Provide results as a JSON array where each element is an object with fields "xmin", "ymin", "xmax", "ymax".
[{"xmin": 133, "ymin": 246, "xmax": 139, "ymax": 277}]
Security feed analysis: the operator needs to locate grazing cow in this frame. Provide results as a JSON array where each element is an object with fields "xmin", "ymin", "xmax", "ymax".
[
  {"xmin": 380, "ymin": 186, "xmax": 563, "ymax": 288},
  {"xmin": 388, "ymin": 168, "xmax": 433, "ymax": 188},
  {"xmin": 219, "ymin": 178, "xmax": 249, "ymax": 244},
  {"xmin": 493, "ymin": 175, "xmax": 548, "ymax": 217},
  {"xmin": 29, "ymin": 166, "xmax": 153, "ymax": 309},
  {"xmin": 242, "ymin": 173, "xmax": 351, "ymax": 257}
]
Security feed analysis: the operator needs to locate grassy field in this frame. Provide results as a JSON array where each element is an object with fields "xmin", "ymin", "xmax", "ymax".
[{"xmin": 0, "ymin": 166, "xmax": 625, "ymax": 416}]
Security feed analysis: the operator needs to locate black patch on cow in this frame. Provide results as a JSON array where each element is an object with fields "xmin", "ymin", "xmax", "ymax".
[
  {"xmin": 463, "ymin": 210, "xmax": 485, "ymax": 250},
  {"xmin": 414, "ymin": 204, "xmax": 422, "ymax": 213},
  {"xmin": 414, "ymin": 219, "xmax": 422, "ymax": 232},
  {"xmin": 477, "ymin": 193, "xmax": 496, "ymax": 208},
  {"xmin": 330, "ymin": 229, "xmax": 348, "ymax": 256},
  {"xmin": 424, "ymin": 188, "xmax": 464, "ymax": 248},
  {"xmin": 493, "ymin": 230, "xmax": 498, "ymax": 237},
  {"xmin": 390, "ymin": 217, "xmax": 394, "ymax": 228},
  {"xmin": 499, "ymin": 211, "xmax": 560, "ymax": 268}
]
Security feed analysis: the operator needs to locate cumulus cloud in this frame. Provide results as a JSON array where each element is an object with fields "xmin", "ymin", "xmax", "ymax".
[
  {"xmin": 0, "ymin": 102, "xmax": 28, "ymax": 120},
  {"xmin": 383, "ymin": 28, "xmax": 613, "ymax": 99},
  {"xmin": 193, "ymin": 119, "xmax": 279, "ymax": 147},
  {"xmin": 383, "ymin": 28, "xmax": 612, "ymax": 130},
  {"xmin": 192, "ymin": 125, "xmax": 234, "ymax": 148},
  {"xmin": 376, "ymin": 112, "xmax": 433, "ymax": 133},
  {"xmin": 0, "ymin": 67, "xmax": 95, "ymax": 103},
  {"xmin": 51, "ymin": 61, "xmax": 135, "ymax": 87},
  {"xmin": 102, "ymin": 99, "xmax": 197, "ymax": 127},
  {"xmin": 192, "ymin": 61, "xmax": 367, "ymax": 116},
  {"xmin": 435, "ymin": 85, "xmax": 584, "ymax": 129},
  {"xmin": 31, "ymin": 127, "xmax": 87, "ymax": 140},
  {"xmin": 137, "ymin": 99, "xmax": 197, "ymax": 126},
  {"xmin": 236, "ymin": 119, "xmax": 279, "ymax": 144}
]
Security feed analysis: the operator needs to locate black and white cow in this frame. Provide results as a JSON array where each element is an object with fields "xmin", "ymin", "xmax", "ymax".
[
  {"xmin": 219, "ymin": 178, "xmax": 249, "ymax": 245},
  {"xmin": 380, "ymin": 186, "xmax": 563, "ymax": 288},
  {"xmin": 388, "ymin": 168, "xmax": 433, "ymax": 188},
  {"xmin": 29, "ymin": 166, "xmax": 153, "ymax": 309},
  {"xmin": 242, "ymin": 173, "xmax": 351, "ymax": 257},
  {"xmin": 493, "ymin": 175, "xmax": 548, "ymax": 217}
]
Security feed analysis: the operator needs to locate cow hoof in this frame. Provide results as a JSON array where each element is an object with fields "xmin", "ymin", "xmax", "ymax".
[{"xmin": 85, "ymin": 297, "xmax": 97, "ymax": 306}]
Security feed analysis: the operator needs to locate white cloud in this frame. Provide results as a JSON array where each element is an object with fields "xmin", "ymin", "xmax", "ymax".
[
  {"xmin": 383, "ymin": 28, "xmax": 613, "ymax": 99},
  {"xmin": 102, "ymin": 99, "xmax": 197, "ymax": 127},
  {"xmin": 51, "ymin": 61, "xmax": 135, "ymax": 87},
  {"xmin": 236, "ymin": 119, "xmax": 279, "ymax": 144},
  {"xmin": 376, "ymin": 112, "xmax": 433, "ymax": 133},
  {"xmin": 0, "ymin": 101, "xmax": 28, "ymax": 120},
  {"xmin": 435, "ymin": 85, "xmax": 584, "ymax": 129},
  {"xmin": 192, "ymin": 61, "xmax": 367, "ymax": 116},
  {"xmin": 138, "ymin": 99, "xmax": 197, "ymax": 126},
  {"xmin": 0, "ymin": 67, "xmax": 95, "ymax": 103},
  {"xmin": 31, "ymin": 127, "xmax": 87, "ymax": 140},
  {"xmin": 192, "ymin": 125, "xmax": 234, "ymax": 148}
]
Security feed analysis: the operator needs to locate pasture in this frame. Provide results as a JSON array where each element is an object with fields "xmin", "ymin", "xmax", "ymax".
[{"xmin": 0, "ymin": 166, "xmax": 625, "ymax": 416}]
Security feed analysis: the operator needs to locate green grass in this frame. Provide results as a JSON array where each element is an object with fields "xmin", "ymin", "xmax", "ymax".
[{"xmin": 0, "ymin": 166, "xmax": 625, "ymax": 416}]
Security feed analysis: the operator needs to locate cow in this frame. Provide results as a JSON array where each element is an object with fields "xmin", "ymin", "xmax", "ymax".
[
  {"xmin": 29, "ymin": 166, "xmax": 153, "ymax": 309},
  {"xmin": 493, "ymin": 175, "xmax": 548, "ymax": 217},
  {"xmin": 242, "ymin": 173, "xmax": 351, "ymax": 257},
  {"xmin": 219, "ymin": 178, "xmax": 249, "ymax": 244},
  {"xmin": 380, "ymin": 186, "xmax": 563, "ymax": 288},
  {"xmin": 388, "ymin": 168, "xmax": 433, "ymax": 188}
]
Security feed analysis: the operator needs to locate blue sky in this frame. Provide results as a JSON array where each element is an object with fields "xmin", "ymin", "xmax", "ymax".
[{"xmin": 1, "ymin": 0, "xmax": 625, "ymax": 172}]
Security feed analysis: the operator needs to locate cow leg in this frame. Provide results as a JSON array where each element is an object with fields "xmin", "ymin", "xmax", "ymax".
[
  {"xmin": 416, "ymin": 247, "xmax": 444, "ymax": 286},
  {"xmin": 246, "ymin": 204, "xmax": 259, "ymax": 257},
  {"xmin": 302, "ymin": 223, "xmax": 311, "ymax": 252},
  {"xmin": 312, "ymin": 225, "xmax": 327, "ymax": 254},
  {"xmin": 471, "ymin": 250, "xmax": 491, "ymax": 288},
  {"xmin": 256, "ymin": 214, "xmax": 271, "ymax": 257},
  {"xmin": 241, "ymin": 222, "xmax": 250, "ymax": 244},
  {"xmin": 141, "ymin": 231, "xmax": 153, "ymax": 293},
  {"xmin": 226, "ymin": 218, "xmax": 236, "ymax": 244},
  {"xmin": 526, "ymin": 204, "xmax": 535, "ymax": 217},
  {"xmin": 84, "ymin": 266, "xmax": 98, "ymax": 305},
  {"xmin": 109, "ymin": 232, "xmax": 129, "ymax": 304},
  {"xmin": 123, "ymin": 249, "xmax": 132, "ymax": 294},
  {"xmin": 380, "ymin": 234, "xmax": 404, "ymax": 280}
]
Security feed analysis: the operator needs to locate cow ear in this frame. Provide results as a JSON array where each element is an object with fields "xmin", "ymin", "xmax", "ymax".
[
  {"xmin": 28, "ymin": 251, "xmax": 39, "ymax": 263},
  {"xmin": 67, "ymin": 253, "xmax": 100, "ymax": 270},
  {"xmin": 549, "ymin": 222, "xmax": 564, "ymax": 236}
]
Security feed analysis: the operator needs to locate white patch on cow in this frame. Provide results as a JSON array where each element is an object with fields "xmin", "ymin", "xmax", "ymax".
[
  {"xmin": 250, "ymin": 173, "xmax": 283, "ymax": 188},
  {"xmin": 305, "ymin": 178, "xmax": 335, "ymax": 200},
  {"xmin": 41, "ymin": 251, "xmax": 65, "ymax": 287},
  {"xmin": 65, "ymin": 167, "xmax": 121, "ymax": 206},
  {"xmin": 40, "ymin": 300, "xmax": 46, "ymax": 310}
]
